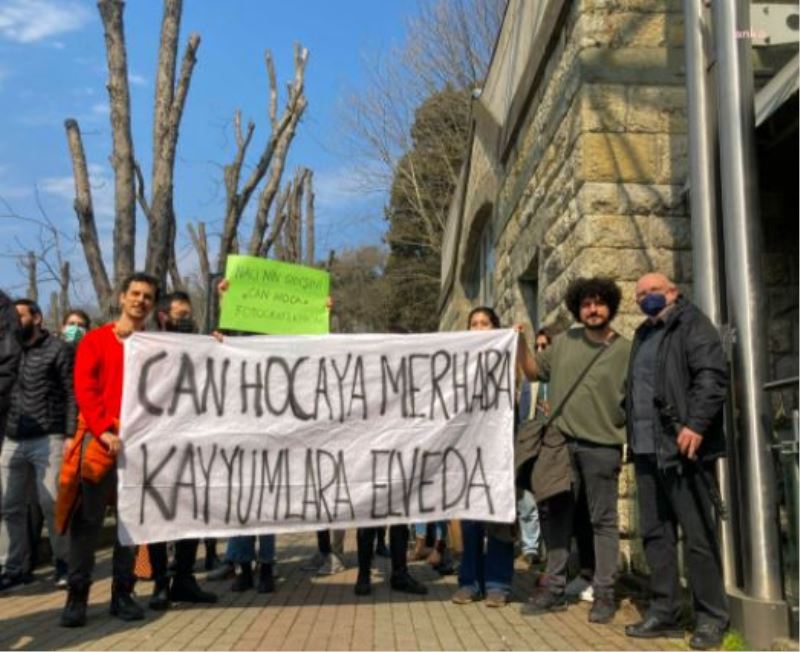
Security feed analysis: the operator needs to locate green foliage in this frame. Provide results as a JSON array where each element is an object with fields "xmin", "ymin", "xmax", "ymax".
[
  {"xmin": 329, "ymin": 246, "xmax": 390, "ymax": 333},
  {"xmin": 384, "ymin": 88, "xmax": 471, "ymax": 332},
  {"xmin": 721, "ymin": 629, "xmax": 749, "ymax": 651}
]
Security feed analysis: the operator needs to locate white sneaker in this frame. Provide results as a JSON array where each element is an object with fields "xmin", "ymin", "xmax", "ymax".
[
  {"xmin": 316, "ymin": 553, "xmax": 346, "ymax": 576},
  {"xmin": 579, "ymin": 584, "xmax": 594, "ymax": 603}
]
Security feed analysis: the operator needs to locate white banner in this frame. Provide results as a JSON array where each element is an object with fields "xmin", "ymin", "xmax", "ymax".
[{"xmin": 117, "ymin": 330, "xmax": 517, "ymax": 544}]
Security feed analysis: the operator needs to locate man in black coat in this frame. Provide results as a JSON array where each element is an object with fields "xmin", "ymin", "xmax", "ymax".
[
  {"xmin": 624, "ymin": 273, "xmax": 729, "ymax": 651},
  {"xmin": 0, "ymin": 299, "xmax": 74, "ymax": 590}
]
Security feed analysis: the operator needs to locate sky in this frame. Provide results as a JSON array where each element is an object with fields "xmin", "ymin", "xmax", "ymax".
[{"xmin": 0, "ymin": 0, "xmax": 414, "ymax": 305}]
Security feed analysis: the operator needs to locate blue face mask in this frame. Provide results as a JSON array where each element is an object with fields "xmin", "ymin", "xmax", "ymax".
[
  {"xmin": 63, "ymin": 324, "xmax": 86, "ymax": 343},
  {"xmin": 639, "ymin": 293, "xmax": 667, "ymax": 317}
]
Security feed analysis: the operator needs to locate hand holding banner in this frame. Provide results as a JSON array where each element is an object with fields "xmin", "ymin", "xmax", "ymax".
[{"xmin": 219, "ymin": 255, "xmax": 330, "ymax": 334}]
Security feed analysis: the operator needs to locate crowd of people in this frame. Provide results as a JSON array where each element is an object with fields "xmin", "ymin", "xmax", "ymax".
[{"xmin": 0, "ymin": 270, "xmax": 730, "ymax": 651}]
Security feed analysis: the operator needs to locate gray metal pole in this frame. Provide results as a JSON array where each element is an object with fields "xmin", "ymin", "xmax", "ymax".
[
  {"xmin": 682, "ymin": 0, "xmax": 739, "ymax": 591},
  {"xmin": 711, "ymin": 0, "xmax": 783, "ymax": 601}
]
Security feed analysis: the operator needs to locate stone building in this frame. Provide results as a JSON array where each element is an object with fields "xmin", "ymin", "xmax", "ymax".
[{"xmin": 439, "ymin": 0, "xmax": 798, "ymax": 642}]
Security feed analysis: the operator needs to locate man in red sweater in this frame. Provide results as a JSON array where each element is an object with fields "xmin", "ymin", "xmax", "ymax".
[{"xmin": 61, "ymin": 272, "xmax": 159, "ymax": 628}]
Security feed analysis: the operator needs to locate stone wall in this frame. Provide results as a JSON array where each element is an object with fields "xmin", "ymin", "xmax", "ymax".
[{"xmin": 441, "ymin": 0, "xmax": 690, "ymax": 574}]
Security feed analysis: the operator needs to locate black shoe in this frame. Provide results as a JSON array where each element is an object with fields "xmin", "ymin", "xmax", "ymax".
[
  {"xmin": 390, "ymin": 571, "xmax": 428, "ymax": 595},
  {"xmin": 170, "ymin": 575, "xmax": 218, "ymax": 603},
  {"xmin": 625, "ymin": 616, "xmax": 684, "ymax": 639},
  {"xmin": 0, "ymin": 572, "xmax": 24, "ymax": 591},
  {"xmin": 204, "ymin": 552, "xmax": 221, "ymax": 572},
  {"xmin": 149, "ymin": 581, "xmax": 170, "ymax": 611},
  {"xmin": 520, "ymin": 588, "xmax": 568, "ymax": 615},
  {"xmin": 354, "ymin": 572, "xmax": 372, "ymax": 596},
  {"xmin": 689, "ymin": 623, "xmax": 726, "ymax": 650},
  {"xmin": 257, "ymin": 564, "xmax": 275, "ymax": 594},
  {"xmin": 109, "ymin": 582, "xmax": 145, "ymax": 621},
  {"xmin": 60, "ymin": 579, "xmax": 91, "ymax": 628},
  {"xmin": 588, "ymin": 593, "xmax": 616, "ymax": 624},
  {"xmin": 231, "ymin": 563, "xmax": 254, "ymax": 592}
]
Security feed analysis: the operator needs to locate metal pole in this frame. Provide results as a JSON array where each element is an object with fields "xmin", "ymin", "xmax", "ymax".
[
  {"xmin": 711, "ymin": 0, "xmax": 784, "ymax": 601},
  {"xmin": 682, "ymin": 0, "xmax": 739, "ymax": 590}
]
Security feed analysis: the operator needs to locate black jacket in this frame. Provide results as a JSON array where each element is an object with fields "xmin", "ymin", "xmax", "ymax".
[
  {"xmin": 625, "ymin": 297, "xmax": 728, "ymax": 468},
  {"xmin": 0, "ymin": 290, "xmax": 21, "ymax": 417},
  {"xmin": 5, "ymin": 330, "xmax": 77, "ymax": 440}
]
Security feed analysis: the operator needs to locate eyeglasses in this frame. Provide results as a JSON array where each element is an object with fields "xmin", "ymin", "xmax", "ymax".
[{"xmin": 535, "ymin": 344, "xmax": 548, "ymax": 351}]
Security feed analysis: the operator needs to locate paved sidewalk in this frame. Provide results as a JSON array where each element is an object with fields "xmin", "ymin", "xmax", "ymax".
[{"xmin": 0, "ymin": 531, "xmax": 688, "ymax": 651}]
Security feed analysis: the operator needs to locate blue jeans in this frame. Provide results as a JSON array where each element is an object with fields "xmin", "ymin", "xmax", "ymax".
[
  {"xmin": 226, "ymin": 535, "xmax": 276, "ymax": 564},
  {"xmin": 517, "ymin": 490, "xmax": 540, "ymax": 555},
  {"xmin": 458, "ymin": 520, "xmax": 514, "ymax": 595},
  {"xmin": 414, "ymin": 521, "xmax": 448, "ymax": 540}
]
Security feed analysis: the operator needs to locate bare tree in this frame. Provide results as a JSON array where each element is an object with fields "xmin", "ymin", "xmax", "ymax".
[
  {"xmin": 216, "ymin": 44, "xmax": 309, "ymax": 273},
  {"xmin": 345, "ymin": 0, "xmax": 505, "ymax": 256},
  {"xmin": 304, "ymin": 170, "xmax": 315, "ymax": 265}
]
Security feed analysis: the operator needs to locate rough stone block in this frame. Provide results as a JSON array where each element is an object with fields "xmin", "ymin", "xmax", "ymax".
[
  {"xmin": 580, "ymin": 12, "xmax": 671, "ymax": 49},
  {"xmin": 627, "ymin": 86, "xmax": 687, "ymax": 132},
  {"xmin": 579, "ymin": 132, "xmax": 660, "ymax": 183},
  {"xmin": 656, "ymin": 133, "xmax": 688, "ymax": 184},
  {"xmin": 582, "ymin": 84, "xmax": 628, "ymax": 133}
]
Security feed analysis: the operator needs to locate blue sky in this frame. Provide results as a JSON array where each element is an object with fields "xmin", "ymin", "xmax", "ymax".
[{"xmin": 0, "ymin": 0, "xmax": 413, "ymax": 305}]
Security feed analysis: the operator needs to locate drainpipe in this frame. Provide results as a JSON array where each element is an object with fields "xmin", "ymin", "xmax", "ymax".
[
  {"xmin": 711, "ymin": 0, "xmax": 789, "ymax": 646},
  {"xmin": 682, "ymin": 0, "xmax": 739, "ymax": 590}
]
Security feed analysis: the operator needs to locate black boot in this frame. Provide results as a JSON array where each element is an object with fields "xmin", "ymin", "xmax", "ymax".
[
  {"xmin": 109, "ymin": 580, "xmax": 145, "ymax": 621},
  {"xmin": 60, "ymin": 578, "xmax": 91, "ymax": 628},
  {"xmin": 390, "ymin": 570, "xmax": 428, "ymax": 595},
  {"xmin": 354, "ymin": 571, "xmax": 371, "ymax": 596},
  {"xmin": 257, "ymin": 563, "xmax": 275, "ymax": 594},
  {"xmin": 231, "ymin": 562, "xmax": 254, "ymax": 592},
  {"xmin": 170, "ymin": 574, "xmax": 218, "ymax": 603},
  {"xmin": 149, "ymin": 579, "xmax": 170, "ymax": 611}
]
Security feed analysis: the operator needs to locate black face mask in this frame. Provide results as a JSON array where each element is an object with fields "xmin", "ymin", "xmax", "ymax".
[
  {"xmin": 165, "ymin": 317, "xmax": 196, "ymax": 334},
  {"xmin": 20, "ymin": 323, "xmax": 35, "ymax": 340}
]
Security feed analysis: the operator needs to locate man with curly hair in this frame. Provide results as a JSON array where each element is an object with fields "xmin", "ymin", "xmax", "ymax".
[{"xmin": 517, "ymin": 276, "xmax": 630, "ymax": 624}]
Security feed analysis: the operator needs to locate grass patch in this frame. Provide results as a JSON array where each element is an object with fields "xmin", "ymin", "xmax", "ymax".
[{"xmin": 722, "ymin": 629, "xmax": 748, "ymax": 651}]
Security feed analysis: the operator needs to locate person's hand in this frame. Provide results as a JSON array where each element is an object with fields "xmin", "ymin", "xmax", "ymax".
[
  {"xmin": 326, "ymin": 296, "xmax": 334, "ymax": 310},
  {"xmin": 63, "ymin": 437, "xmax": 74, "ymax": 456},
  {"xmin": 211, "ymin": 330, "xmax": 224, "ymax": 343},
  {"xmin": 100, "ymin": 432, "xmax": 122, "ymax": 456},
  {"xmin": 538, "ymin": 400, "xmax": 551, "ymax": 417},
  {"xmin": 217, "ymin": 279, "xmax": 229, "ymax": 295},
  {"xmin": 676, "ymin": 426, "xmax": 703, "ymax": 460}
]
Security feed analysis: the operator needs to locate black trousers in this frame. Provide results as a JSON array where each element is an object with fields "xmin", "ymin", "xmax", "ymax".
[
  {"xmin": 633, "ymin": 455, "xmax": 728, "ymax": 627},
  {"xmin": 148, "ymin": 539, "xmax": 200, "ymax": 583},
  {"xmin": 538, "ymin": 438, "xmax": 621, "ymax": 596},
  {"xmin": 356, "ymin": 525, "xmax": 409, "ymax": 578},
  {"xmin": 67, "ymin": 459, "xmax": 135, "ymax": 586}
]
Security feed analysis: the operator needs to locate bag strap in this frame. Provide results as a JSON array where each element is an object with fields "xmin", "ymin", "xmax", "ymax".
[{"xmin": 542, "ymin": 335, "xmax": 617, "ymax": 427}]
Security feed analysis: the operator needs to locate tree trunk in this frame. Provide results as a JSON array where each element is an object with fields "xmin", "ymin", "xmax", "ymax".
[
  {"xmin": 64, "ymin": 119, "xmax": 113, "ymax": 313},
  {"xmin": 304, "ymin": 170, "xmax": 315, "ymax": 265},
  {"xmin": 59, "ymin": 261, "xmax": 70, "ymax": 318},
  {"xmin": 146, "ymin": 27, "xmax": 201, "ymax": 287},
  {"xmin": 25, "ymin": 251, "xmax": 38, "ymax": 302},
  {"xmin": 98, "ymin": 0, "xmax": 136, "ymax": 287}
]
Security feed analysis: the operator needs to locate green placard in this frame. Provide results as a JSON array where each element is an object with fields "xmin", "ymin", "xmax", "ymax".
[{"xmin": 219, "ymin": 255, "xmax": 330, "ymax": 334}]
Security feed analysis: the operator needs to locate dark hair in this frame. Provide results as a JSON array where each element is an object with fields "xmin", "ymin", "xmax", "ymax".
[
  {"xmin": 120, "ymin": 272, "xmax": 160, "ymax": 302},
  {"xmin": 467, "ymin": 306, "xmax": 501, "ymax": 329},
  {"xmin": 158, "ymin": 290, "xmax": 191, "ymax": 314},
  {"xmin": 565, "ymin": 276, "xmax": 622, "ymax": 322},
  {"xmin": 14, "ymin": 298, "xmax": 41, "ymax": 317},
  {"xmin": 62, "ymin": 309, "xmax": 91, "ymax": 329},
  {"xmin": 535, "ymin": 327, "xmax": 552, "ymax": 344}
]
